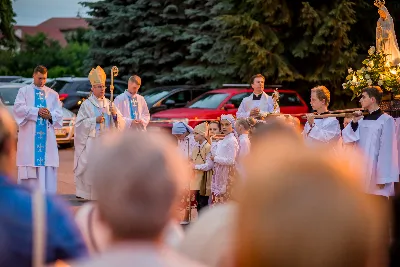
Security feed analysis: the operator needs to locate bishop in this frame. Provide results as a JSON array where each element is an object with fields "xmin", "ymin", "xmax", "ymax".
[{"xmin": 74, "ymin": 66, "xmax": 126, "ymax": 200}]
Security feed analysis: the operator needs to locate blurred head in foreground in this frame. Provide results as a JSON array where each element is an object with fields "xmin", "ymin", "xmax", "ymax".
[
  {"xmin": 0, "ymin": 106, "xmax": 16, "ymax": 178},
  {"xmin": 86, "ymin": 131, "xmax": 189, "ymax": 243},
  {"xmin": 236, "ymin": 134, "xmax": 387, "ymax": 267}
]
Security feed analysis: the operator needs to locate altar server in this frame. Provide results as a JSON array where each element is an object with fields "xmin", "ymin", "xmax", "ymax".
[
  {"xmin": 236, "ymin": 74, "xmax": 278, "ymax": 118},
  {"xmin": 74, "ymin": 66, "xmax": 126, "ymax": 200},
  {"xmin": 191, "ymin": 122, "xmax": 213, "ymax": 212},
  {"xmin": 114, "ymin": 75, "xmax": 150, "ymax": 130},
  {"xmin": 342, "ymin": 86, "xmax": 399, "ymax": 197},
  {"xmin": 302, "ymin": 86, "xmax": 341, "ymax": 145},
  {"xmin": 13, "ymin": 65, "xmax": 63, "ymax": 193}
]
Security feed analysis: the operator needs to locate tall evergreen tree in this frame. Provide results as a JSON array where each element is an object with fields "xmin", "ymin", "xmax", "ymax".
[
  {"xmin": 0, "ymin": 0, "xmax": 16, "ymax": 49},
  {"xmin": 217, "ymin": 0, "xmax": 362, "ymax": 107},
  {"xmin": 82, "ymin": 0, "xmax": 195, "ymax": 88},
  {"xmin": 173, "ymin": 0, "xmax": 238, "ymax": 87}
]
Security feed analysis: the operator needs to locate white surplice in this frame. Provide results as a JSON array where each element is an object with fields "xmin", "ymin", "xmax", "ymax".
[
  {"xmin": 342, "ymin": 114, "xmax": 399, "ymax": 196},
  {"xmin": 177, "ymin": 134, "xmax": 197, "ymax": 160},
  {"xmin": 236, "ymin": 134, "xmax": 251, "ymax": 179},
  {"xmin": 302, "ymin": 117, "xmax": 341, "ymax": 146},
  {"xmin": 236, "ymin": 92, "xmax": 276, "ymax": 118},
  {"xmin": 13, "ymin": 84, "xmax": 63, "ymax": 194},
  {"xmin": 74, "ymin": 95, "xmax": 126, "ymax": 199},
  {"xmin": 113, "ymin": 91, "xmax": 150, "ymax": 130}
]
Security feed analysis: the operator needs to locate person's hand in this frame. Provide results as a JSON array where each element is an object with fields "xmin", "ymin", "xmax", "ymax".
[
  {"xmin": 353, "ymin": 111, "xmax": 363, "ymax": 123},
  {"xmin": 38, "ymin": 108, "xmax": 51, "ymax": 119},
  {"xmin": 377, "ymin": 184, "xmax": 385, "ymax": 190},
  {"xmin": 210, "ymin": 156, "xmax": 215, "ymax": 161},
  {"xmin": 109, "ymin": 104, "xmax": 117, "ymax": 116},
  {"xmin": 96, "ymin": 115, "xmax": 104, "ymax": 123},
  {"xmin": 306, "ymin": 113, "xmax": 314, "ymax": 126},
  {"xmin": 250, "ymin": 108, "xmax": 260, "ymax": 117}
]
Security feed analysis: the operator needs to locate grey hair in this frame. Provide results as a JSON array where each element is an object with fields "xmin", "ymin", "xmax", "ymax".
[{"xmin": 87, "ymin": 131, "xmax": 188, "ymax": 240}]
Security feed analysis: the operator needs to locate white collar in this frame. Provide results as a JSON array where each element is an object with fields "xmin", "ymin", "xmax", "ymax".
[{"xmin": 125, "ymin": 90, "xmax": 138, "ymax": 98}]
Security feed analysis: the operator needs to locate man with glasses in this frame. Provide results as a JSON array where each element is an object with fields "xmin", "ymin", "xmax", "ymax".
[{"xmin": 74, "ymin": 66, "xmax": 126, "ymax": 200}]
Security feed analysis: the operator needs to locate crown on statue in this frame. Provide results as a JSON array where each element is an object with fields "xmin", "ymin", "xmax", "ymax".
[
  {"xmin": 88, "ymin": 66, "xmax": 106, "ymax": 86},
  {"xmin": 374, "ymin": 0, "xmax": 385, "ymax": 8}
]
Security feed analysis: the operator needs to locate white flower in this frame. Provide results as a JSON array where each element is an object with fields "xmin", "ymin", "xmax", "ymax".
[
  {"xmin": 368, "ymin": 46, "xmax": 376, "ymax": 55},
  {"xmin": 369, "ymin": 61, "xmax": 374, "ymax": 67},
  {"xmin": 342, "ymin": 83, "xmax": 346, "ymax": 89},
  {"xmin": 378, "ymin": 80, "xmax": 383, "ymax": 86},
  {"xmin": 367, "ymin": 79, "xmax": 373, "ymax": 85},
  {"xmin": 348, "ymin": 68, "xmax": 353, "ymax": 73},
  {"xmin": 365, "ymin": 74, "xmax": 370, "ymax": 79}
]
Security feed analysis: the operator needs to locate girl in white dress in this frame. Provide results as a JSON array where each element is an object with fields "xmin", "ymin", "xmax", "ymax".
[
  {"xmin": 210, "ymin": 115, "xmax": 239, "ymax": 205},
  {"xmin": 235, "ymin": 118, "xmax": 256, "ymax": 179}
]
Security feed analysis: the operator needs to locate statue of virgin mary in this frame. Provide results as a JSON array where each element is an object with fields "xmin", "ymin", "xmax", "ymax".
[{"xmin": 375, "ymin": 0, "xmax": 400, "ymax": 65}]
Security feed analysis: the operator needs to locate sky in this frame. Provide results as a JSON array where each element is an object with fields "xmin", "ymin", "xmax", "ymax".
[{"xmin": 13, "ymin": 0, "xmax": 97, "ymax": 26}]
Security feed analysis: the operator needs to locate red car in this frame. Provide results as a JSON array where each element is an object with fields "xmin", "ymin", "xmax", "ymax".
[{"xmin": 149, "ymin": 86, "xmax": 309, "ymax": 129}]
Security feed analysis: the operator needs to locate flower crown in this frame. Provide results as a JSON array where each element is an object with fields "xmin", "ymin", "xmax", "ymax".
[{"xmin": 374, "ymin": 0, "xmax": 385, "ymax": 9}]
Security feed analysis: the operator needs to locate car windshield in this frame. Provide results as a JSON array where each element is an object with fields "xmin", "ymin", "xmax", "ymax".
[
  {"xmin": 188, "ymin": 93, "xmax": 229, "ymax": 109},
  {"xmin": 46, "ymin": 80, "xmax": 69, "ymax": 92},
  {"xmin": 0, "ymin": 87, "xmax": 20, "ymax": 105},
  {"xmin": 142, "ymin": 89, "xmax": 171, "ymax": 106}
]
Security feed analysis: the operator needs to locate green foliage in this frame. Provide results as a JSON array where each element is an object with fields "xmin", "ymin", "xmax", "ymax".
[
  {"xmin": 0, "ymin": 33, "xmax": 89, "ymax": 77},
  {"xmin": 343, "ymin": 46, "xmax": 400, "ymax": 99},
  {"xmin": 81, "ymin": 0, "xmax": 235, "ymax": 89},
  {"xmin": 81, "ymin": 0, "xmax": 400, "ymax": 107},
  {"xmin": 0, "ymin": 0, "xmax": 16, "ymax": 49}
]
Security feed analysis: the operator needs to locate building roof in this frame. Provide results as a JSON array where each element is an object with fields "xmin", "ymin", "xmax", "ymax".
[
  {"xmin": 13, "ymin": 17, "xmax": 89, "ymax": 47},
  {"xmin": 37, "ymin": 17, "xmax": 89, "ymax": 31}
]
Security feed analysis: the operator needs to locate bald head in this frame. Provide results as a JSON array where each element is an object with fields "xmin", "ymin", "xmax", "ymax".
[{"xmin": 86, "ymin": 131, "xmax": 189, "ymax": 241}]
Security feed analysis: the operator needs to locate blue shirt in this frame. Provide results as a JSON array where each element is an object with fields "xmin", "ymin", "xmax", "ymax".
[{"xmin": 0, "ymin": 175, "xmax": 88, "ymax": 266}]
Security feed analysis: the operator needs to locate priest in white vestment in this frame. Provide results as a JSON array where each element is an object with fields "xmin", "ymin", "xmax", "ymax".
[
  {"xmin": 74, "ymin": 66, "xmax": 126, "ymax": 200},
  {"xmin": 236, "ymin": 74, "xmax": 278, "ymax": 118},
  {"xmin": 114, "ymin": 75, "xmax": 150, "ymax": 130},
  {"xmin": 302, "ymin": 86, "xmax": 341, "ymax": 146},
  {"xmin": 13, "ymin": 65, "xmax": 63, "ymax": 193},
  {"xmin": 342, "ymin": 86, "xmax": 399, "ymax": 197}
]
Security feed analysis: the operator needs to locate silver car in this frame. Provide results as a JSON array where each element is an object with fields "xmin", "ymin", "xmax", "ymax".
[{"xmin": 0, "ymin": 83, "xmax": 76, "ymax": 147}]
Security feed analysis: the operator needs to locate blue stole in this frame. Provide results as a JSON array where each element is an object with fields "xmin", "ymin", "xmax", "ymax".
[
  {"xmin": 92, "ymin": 98, "xmax": 111, "ymax": 133},
  {"xmin": 126, "ymin": 91, "xmax": 138, "ymax": 120},
  {"xmin": 34, "ymin": 87, "xmax": 47, "ymax": 166}
]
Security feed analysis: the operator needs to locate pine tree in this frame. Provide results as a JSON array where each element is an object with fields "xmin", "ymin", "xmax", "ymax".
[
  {"xmin": 173, "ymin": 0, "xmax": 238, "ymax": 87},
  {"xmin": 0, "ymin": 0, "xmax": 16, "ymax": 49},
  {"xmin": 82, "ymin": 0, "xmax": 195, "ymax": 88},
  {"xmin": 217, "ymin": 0, "xmax": 363, "ymax": 107}
]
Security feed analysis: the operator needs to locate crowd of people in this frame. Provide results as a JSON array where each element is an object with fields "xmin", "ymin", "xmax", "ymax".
[{"xmin": 0, "ymin": 65, "xmax": 399, "ymax": 266}]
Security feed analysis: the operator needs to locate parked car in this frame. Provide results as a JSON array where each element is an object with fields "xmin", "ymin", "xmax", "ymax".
[
  {"xmin": 11, "ymin": 78, "xmax": 54, "ymax": 85},
  {"xmin": 46, "ymin": 77, "xmax": 128, "ymax": 113},
  {"xmin": 141, "ymin": 85, "xmax": 208, "ymax": 114},
  {"xmin": 0, "ymin": 83, "xmax": 76, "ymax": 146},
  {"xmin": 149, "ymin": 86, "xmax": 309, "ymax": 130},
  {"xmin": 0, "ymin": 76, "xmax": 22, "ymax": 82}
]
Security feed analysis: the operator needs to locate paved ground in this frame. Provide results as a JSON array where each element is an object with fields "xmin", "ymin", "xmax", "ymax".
[{"xmin": 56, "ymin": 147, "xmax": 89, "ymax": 213}]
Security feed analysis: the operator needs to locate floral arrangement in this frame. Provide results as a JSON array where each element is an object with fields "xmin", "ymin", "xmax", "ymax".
[{"xmin": 342, "ymin": 46, "xmax": 400, "ymax": 99}]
